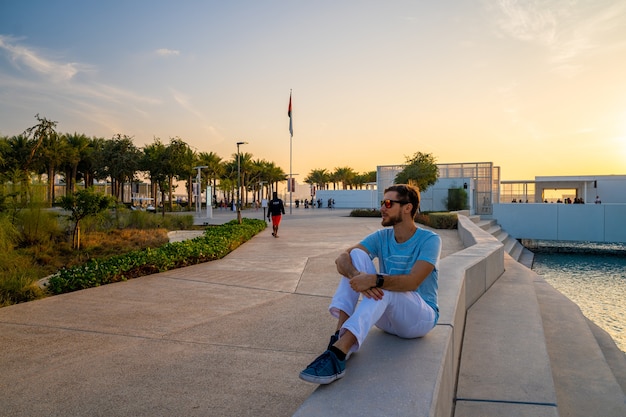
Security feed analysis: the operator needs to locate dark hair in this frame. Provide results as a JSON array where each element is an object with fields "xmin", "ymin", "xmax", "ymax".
[{"xmin": 384, "ymin": 184, "xmax": 420, "ymax": 218}]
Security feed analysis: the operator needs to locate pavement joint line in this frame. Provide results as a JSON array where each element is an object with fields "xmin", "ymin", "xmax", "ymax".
[
  {"xmin": 155, "ymin": 275, "xmax": 299, "ymax": 294},
  {"xmin": 455, "ymin": 398, "xmax": 558, "ymax": 407}
]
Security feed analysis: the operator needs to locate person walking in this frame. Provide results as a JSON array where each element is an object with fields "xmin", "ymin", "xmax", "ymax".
[
  {"xmin": 299, "ymin": 184, "xmax": 441, "ymax": 384},
  {"xmin": 267, "ymin": 191, "xmax": 285, "ymax": 238}
]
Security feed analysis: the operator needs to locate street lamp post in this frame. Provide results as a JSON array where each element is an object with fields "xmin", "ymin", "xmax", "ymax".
[{"xmin": 236, "ymin": 141, "xmax": 248, "ymax": 224}]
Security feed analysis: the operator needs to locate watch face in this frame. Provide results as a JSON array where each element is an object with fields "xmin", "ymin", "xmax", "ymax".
[{"xmin": 376, "ymin": 274, "xmax": 384, "ymax": 288}]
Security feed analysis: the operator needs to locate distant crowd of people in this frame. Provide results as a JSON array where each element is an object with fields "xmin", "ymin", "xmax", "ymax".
[
  {"xmin": 294, "ymin": 198, "xmax": 335, "ymax": 209},
  {"xmin": 509, "ymin": 196, "xmax": 602, "ymax": 204}
]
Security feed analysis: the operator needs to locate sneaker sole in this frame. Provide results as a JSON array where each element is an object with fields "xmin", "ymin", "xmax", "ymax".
[{"xmin": 299, "ymin": 370, "xmax": 345, "ymax": 385}]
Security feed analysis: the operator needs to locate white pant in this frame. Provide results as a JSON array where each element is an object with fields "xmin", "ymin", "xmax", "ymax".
[{"xmin": 329, "ymin": 249, "xmax": 436, "ymax": 353}]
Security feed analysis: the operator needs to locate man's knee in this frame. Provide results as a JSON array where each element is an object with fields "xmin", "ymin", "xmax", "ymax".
[
  {"xmin": 349, "ymin": 248, "xmax": 369, "ymax": 263},
  {"xmin": 349, "ymin": 248, "xmax": 376, "ymax": 273}
]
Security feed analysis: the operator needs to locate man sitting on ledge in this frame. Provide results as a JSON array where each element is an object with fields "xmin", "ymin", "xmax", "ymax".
[{"xmin": 299, "ymin": 184, "xmax": 442, "ymax": 384}]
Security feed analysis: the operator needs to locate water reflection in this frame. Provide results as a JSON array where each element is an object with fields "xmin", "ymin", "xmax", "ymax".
[{"xmin": 532, "ymin": 247, "xmax": 626, "ymax": 352}]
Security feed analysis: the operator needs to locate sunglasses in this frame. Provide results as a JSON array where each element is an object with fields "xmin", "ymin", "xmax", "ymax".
[{"xmin": 381, "ymin": 199, "xmax": 409, "ymax": 208}]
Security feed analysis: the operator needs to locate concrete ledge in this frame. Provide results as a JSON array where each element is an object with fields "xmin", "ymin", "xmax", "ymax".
[
  {"xmin": 293, "ymin": 215, "xmax": 505, "ymax": 417},
  {"xmin": 456, "ymin": 256, "xmax": 558, "ymax": 410}
]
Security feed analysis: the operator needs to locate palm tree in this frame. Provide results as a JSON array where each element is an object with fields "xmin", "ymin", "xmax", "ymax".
[
  {"xmin": 140, "ymin": 138, "xmax": 168, "ymax": 207},
  {"xmin": 197, "ymin": 151, "xmax": 224, "ymax": 206},
  {"xmin": 231, "ymin": 151, "xmax": 253, "ymax": 207},
  {"xmin": 333, "ymin": 166, "xmax": 356, "ymax": 190},
  {"xmin": 261, "ymin": 161, "xmax": 286, "ymax": 195},
  {"xmin": 219, "ymin": 159, "xmax": 238, "ymax": 207},
  {"xmin": 305, "ymin": 168, "xmax": 329, "ymax": 191},
  {"xmin": 102, "ymin": 134, "xmax": 140, "ymax": 202},
  {"xmin": 80, "ymin": 136, "xmax": 106, "ymax": 189},
  {"xmin": 164, "ymin": 137, "xmax": 193, "ymax": 212},
  {"xmin": 61, "ymin": 132, "xmax": 90, "ymax": 194},
  {"xmin": 3, "ymin": 134, "xmax": 35, "ymax": 205}
]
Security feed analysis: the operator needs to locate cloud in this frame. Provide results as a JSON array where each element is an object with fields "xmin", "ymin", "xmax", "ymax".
[
  {"xmin": 487, "ymin": 1, "xmax": 626, "ymax": 76},
  {"xmin": 0, "ymin": 35, "xmax": 87, "ymax": 81},
  {"xmin": 0, "ymin": 35, "xmax": 162, "ymax": 136},
  {"xmin": 156, "ymin": 48, "xmax": 180, "ymax": 57},
  {"xmin": 171, "ymin": 88, "xmax": 205, "ymax": 120}
]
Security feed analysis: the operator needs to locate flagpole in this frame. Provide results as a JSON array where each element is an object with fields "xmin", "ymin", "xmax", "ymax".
[
  {"xmin": 288, "ymin": 89, "xmax": 293, "ymax": 215},
  {"xmin": 289, "ymin": 134, "xmax": 293, "ymax": 214}
]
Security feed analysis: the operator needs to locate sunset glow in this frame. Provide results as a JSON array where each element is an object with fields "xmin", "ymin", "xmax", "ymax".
[{"xmin": 1, "ymin": 1, "xmax": 625, "ymax": 181}]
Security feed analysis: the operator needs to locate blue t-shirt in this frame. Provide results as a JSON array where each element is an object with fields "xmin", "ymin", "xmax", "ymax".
[{"xmin": 360, "ymin": 227, "xmax": 442, "ymax": 323}]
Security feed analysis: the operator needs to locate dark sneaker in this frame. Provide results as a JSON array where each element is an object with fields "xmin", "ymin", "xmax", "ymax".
[{"xmin": 299, "ymin": 350, "xmax": 346, "ymax": 384}]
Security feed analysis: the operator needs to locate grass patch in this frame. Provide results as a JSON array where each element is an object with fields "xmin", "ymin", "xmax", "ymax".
[
  {"xmin": 45, "ymin": 218, "xmax": 266, "ymax": 295},
  {"xmin": 0, "ymin": 209, "xmax": 236, "ymax": 307}
]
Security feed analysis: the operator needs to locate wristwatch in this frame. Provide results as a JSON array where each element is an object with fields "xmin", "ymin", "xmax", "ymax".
[{"xmin": 375, "ymin": 274, "xmax": 385, "ymax": 288}]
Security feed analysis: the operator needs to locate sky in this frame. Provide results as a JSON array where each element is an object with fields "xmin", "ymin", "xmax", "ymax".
[{"xmin": 1, "ymin": 0, "xmax": 625, "ymax": 181}]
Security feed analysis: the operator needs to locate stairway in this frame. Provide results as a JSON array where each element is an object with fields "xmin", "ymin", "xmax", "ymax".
[
  {"xmin": 469, "ymin": 216, "xmax": 534, "ymax": 268},
  {"xmin": 455, "ymin": 215, "xmax": 626, "ymax": 417}
]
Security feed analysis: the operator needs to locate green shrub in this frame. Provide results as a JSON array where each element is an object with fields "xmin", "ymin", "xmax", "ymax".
[
  {"xmin": 79, "ymin": 208, "xmax": 195, "ymax": 231},
  {"xmin": 415, "ymin": 211, "xmax": 458, "ymax": 229},
  {"xmin": 416, "ymin": 211, "xmax": 458, "ymax": 229},
  {"xmin": 350, "ymin": 209, "xmax": 381, "ymax": 217},
  {"xmin": 428, "ymin": 212, "xmax": 458, "ymax": 229},
  {"xmin": 46, "ymin": 218, "xmax": 266, "ymax": 295},
  {"xmin": 446, "ymin": 187, "xmax": 469, "ymax": 211}
]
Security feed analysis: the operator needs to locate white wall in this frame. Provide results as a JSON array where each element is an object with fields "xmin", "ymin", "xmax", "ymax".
[
  {"xmin": 314, "ymin": 179, "xmax": 474, "ymax": 211},
  {"xmin": 492, "ymin": 203, "xmax": 626, "ymax": 243},
  {"xmin": 314, "ymin": 189, "xmax": 378, "ymax": 209},
  {"xmin": 420, "ymin": 178, "xmax": 473, "ymax": 213}
]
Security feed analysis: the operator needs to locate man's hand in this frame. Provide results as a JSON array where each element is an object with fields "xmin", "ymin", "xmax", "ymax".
[{"xmin": 349, "ymin": 273, "xmax": 384, "ymax": 300}]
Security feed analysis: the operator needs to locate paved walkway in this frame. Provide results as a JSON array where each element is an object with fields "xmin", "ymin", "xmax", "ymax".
[{"xmin": 0, "ymin": 208, "xmax": 463, "ymax": 417}]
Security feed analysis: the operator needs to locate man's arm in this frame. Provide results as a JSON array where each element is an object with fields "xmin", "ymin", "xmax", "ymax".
[
  {"xmin": 335, "ymin": 244, "xmax": 367, "ymax": 279},
  {"xmin": 347, "ymin": 260, "xmax": 435, "ymax": 296},
  {"xmin": 335, "ymin": 244, "xmax": 385, "ymax": 300}
]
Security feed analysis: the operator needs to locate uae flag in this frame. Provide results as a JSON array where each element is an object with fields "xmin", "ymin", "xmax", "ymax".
[{"xmin": 288, "ymin": 93, "xmax": 293, "ymax": 136}]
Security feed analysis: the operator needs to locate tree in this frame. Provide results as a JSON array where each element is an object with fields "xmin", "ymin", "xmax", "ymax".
[
  {"xmin": 446, "ymin": 187, "xmax": 469, "ymax": 211},
  {"xmin": 2, "ymin": 134, "xmax": 34, "ymax": 206},
  {"xmin": 140, "ymin": 138, "xmax": 166, "ymax": 205},
  {"xmin": 59, "ymin": 187, "xmax": 113, "ymax": 249},
  {"xmin": 81, "ymin": 137, "xmax": 107, "ymax": 188},
  {"xmin": 305, "ymin": 169, "xmax": 329, "ymax": 191},
  {"xmin": 333, "ymin": 166, "xmax": 356, "ymax": 190},
  {"xmin": 102, "ymin": 134, "xmax": 140, "ymax": 201},
  {"xmin": 164, "ymin": 137, "xmax": 193, "ymax": 213},
  {"xmin": 61, "ymin": 132, "xmax": 90, "ymax": 194},
  {"xmin": 395, "ymin": 152, "xmax": 439, "ymax": 193},
  {"xmin": 197, "ymin": 151, "xmax": 224, "ymax": 204},
  {"xmin": 23, "ymin": 114, "xmax": 60, "ymax": 207}
]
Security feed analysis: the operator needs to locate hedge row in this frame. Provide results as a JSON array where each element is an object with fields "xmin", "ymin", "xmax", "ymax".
[
  {"xmin": 46, "ymin": 218, "xmax": 266, "ymax": 295},
  {"xmin": 350, "ymin": 209, "xmax": 458, "ymax": 229}
]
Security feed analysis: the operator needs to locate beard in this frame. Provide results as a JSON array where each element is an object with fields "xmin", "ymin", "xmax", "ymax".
[{"xmin": 381, "ymin": 212, "xmax": 403, "ymax": 227}]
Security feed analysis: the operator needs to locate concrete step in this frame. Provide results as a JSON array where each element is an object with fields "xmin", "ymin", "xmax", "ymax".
[
  {"xmin": 475, "ymin": 219, "xmax": 496, "ymax": 230},
  {"xmin": 502, "ymin": 236, "xmax": 518, "ymax": 254},
  {"xmin": 534, "ymin": 278, "xmax": 626, "ymax": 417},
  {"xmin": 467, "ymin": 215, "xmax": 481, "ymax": 224},
  {"xmin": 586, "ymin": 318, "xmax": 626, "ymax": 395},
  {"xmin": 485, "ymin": 224, "xmax": 502, "ymax": 236},
  {"xmin": 508, "ymin": 240, "xmax": 523, "ymax": 261},
  {"xmin": 517, "ymin": 247, "xmax": 535, "ymax": 269},
  {"xmin": 495, "ymin": 230, "xmax": 508, "ymax": 243},
  {"xmin": 455, "ymin": 256, "xmax": 558, "ymax": 416}
]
